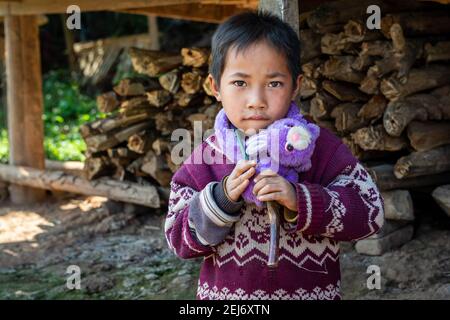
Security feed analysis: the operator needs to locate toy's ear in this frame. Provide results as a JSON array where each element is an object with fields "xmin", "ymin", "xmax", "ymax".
[{"xmin": 286, "ymin": 125, "xmax": 312, "ymax": 151}]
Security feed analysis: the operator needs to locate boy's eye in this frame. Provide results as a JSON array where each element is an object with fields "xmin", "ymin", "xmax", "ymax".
[
  {"xmin": 233, "ymin": 80, "xmax": 246, "ymax": 87},
  {"xmin": 268, "ymin": 81, "xmax": 283, "ymax": 88}
]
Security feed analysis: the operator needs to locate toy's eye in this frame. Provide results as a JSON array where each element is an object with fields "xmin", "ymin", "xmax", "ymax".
[{"xmin": 286, "ymin": 143, "xmax": 294, "ymax": 152}]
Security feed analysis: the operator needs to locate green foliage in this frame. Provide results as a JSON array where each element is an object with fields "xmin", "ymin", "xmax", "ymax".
[{"xmin": 0, "ymin": 70, "xmax": 105, "ymax": 163}]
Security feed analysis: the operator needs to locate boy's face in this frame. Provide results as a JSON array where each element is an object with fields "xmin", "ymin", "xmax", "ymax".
[{"xmin": 209, "ymin": 40, "xmax": 301, "ymax": 134}]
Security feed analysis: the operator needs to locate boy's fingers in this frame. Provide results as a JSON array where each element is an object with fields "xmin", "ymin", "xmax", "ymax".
[
  {"xmin": 254, "ymin": 169, "xmax": 277, "ymax": 182},
  {"xmin": 229, "ymin": 178, "xmax": 249, "ymax": 198},
  {"xmin": 230, "ymin": 166, "xmax": 255, "ymax": 189},
  {"xmin": 231, "ymin": 160, "xmax": 256, "ymax": 179},
  {"xmin": 254, "ymin": 183, "xmax": 279, "ymax": 196},
  {"xmin": 257, "ymin": 192, "xmax": 283, "ymax": 202}
]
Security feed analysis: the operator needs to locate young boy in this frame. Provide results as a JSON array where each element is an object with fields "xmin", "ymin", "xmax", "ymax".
[{"xmin": 165, "ymin": 11, "xmax": 384, "ymax": 300}]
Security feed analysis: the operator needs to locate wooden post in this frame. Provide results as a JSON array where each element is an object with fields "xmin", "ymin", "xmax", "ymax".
[
  {"xmin": 258, "ymin": 0, "xmax": 301, "ymax": 105},
  {"xmin": 5, "ymin": 15, "xmax": 46, "ymax": 203},
  {"xmin": 147, "ymin": 15, "xmax": 160, "ymax": 51}
]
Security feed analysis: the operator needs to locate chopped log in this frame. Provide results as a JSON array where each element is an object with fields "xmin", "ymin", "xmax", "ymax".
[
  {"xmin": 299, "ymin": 77, "xmax": 318, "ymax": 99},
  {"xmin": 146, "ymin": 90, "xmax": 172, "ymax": 108},
  {"xmin": 85, "ymin": 122, "xmax": 151, "ymax": 153},
  {"xmin": 322, "ymin": 56, "xmax": 365, "ymax": 84},
  {"xmin": 154, "ymin": 111, "xmax": 175, "ymax": 135},
  {"xmin": 107, "ymin": 147, "xmax": 140, "ymax": 160},
  {"xmin": 310, "ymin": 90, "xmax": 340, "ymax": 120},
  {"xmin": 432, "ymin": 185, "xmax": 450, "ymax": 217},
  {"xmin": 330, "ymin": 102, "xmax": 367, "ymax": 133},
  {"xmin": 84, "ymin": 155, "xmax": 115, "ymax": 180},
  {"xmin": 425, "ymin": 41, "xmax": 450, "ymax": 63},
  {"xmin": 165, "ymin": 152, "xmax": 179, "ymax": 173},
  {"xmin": 129, "ymin": 47, "xmax": 182, "ymax": 77},
  {"xmin": 352, "ymin": 125, "xmax": 408, "ymax": 151},
  {"xmin": 126, "ymin": 157, "xmax": 146, "ymax": 177},
  {"xmin": 367, "ymin": 164, "xmax": 450, "ymax": 191},
  {"xmin": 113, "ymin": 78, "xmax": 146, "ymax": 97},
  {"xmin": 45, "ymin": 159, "xmax": 85, "ymax": 177},
  {"xmin": 343, "ymin": 20, "xmax": 382, "ymax": 43},
  {"xmin": 394, "ymin": 145, "xmax": 450, "ymax": 179},
  {"xmin": 314, "ymin": 119, "xmax": 338, "ymax": 134},
  {"xmin": 181, "ymin": 47, "xmax": 210, "ymax": 68},
  {"xmin": 91, "ymin": 111, "xmax": 154, "ymax": 134},
  {"xmin": 119, "ymin": 96, "xmax": 152, "ymax": 115},
  {"xmin": 181, "ymin": 70, "xmax": 203, "ymax": 94},
  {"xmin": 97, "ymin": 91, "xmax": 120, "ymax": 113},
  {"xmin": 0, "ymin": 164, "xmax": 160, "ymax": 208},
  {"xmin": 159, "ymin": 69, "xmax": 180, "ymax": 94},
  {"xmin": 299, "ymin": 29, "xmax": 321, "ymax": 63},
  {"xmin": 381, "ymin": 11, "xmax": 450, "ymax": 38},
  {"xmin": 306, "ymin": 0, "xmax": 422, "ymax": 32},
  {"xmin": 383, "ymin": 94, "xmax": 450, "ymax": 137},
  {"xmin": 152, "ymin": 138, "xmax": 170, "ymax": 156},
  {"xmin": 322, "ymin": 80, "xmax": 368, "ymax": 102},
  {"xmin": 175, "ymin": 91, "xmax": 204, "ymax": 108},
  {"xmin": 358, "ymin": 95, "xmax": 388, "ymax": 123},
  {"xmin": 321, "ymin": 33, "xmax": 354, "ymax": 55},
  {"xmin": 368, "ymin": 24, "xmax": 423, "ymax": 81},
  {"xmin": 353, "ymin": 41, "xmax": 392, "ymax": 71},
  {"xmin": 407, "ymin": 121, "xmax": 450, "ymax": 152},
  {"xmin": 342, "ymin": 136, "xmax": 388, "ymax": 161},
  {"xmin": 140, "ymin": 150, "xmax": 172, "ymax": 187},
  {"xmin": 359, "ymin": 74, "xmax": 380, "ymax": 95},
  {"xmin": 380, "ymin": 65, "xmax": 450, "ymax": 101},
  {"xmin": 127, "ymin": 130, "xmax": 154, "ymax": 154},
  {"xmin": 301, "ymin": 58, "xmax": 323, "ymax": 79}
]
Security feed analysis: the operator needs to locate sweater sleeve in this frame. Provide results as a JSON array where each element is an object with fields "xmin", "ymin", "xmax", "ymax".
[
  {"xmin": 164, "ymin": 162, "xmax": 241, "ymax": 259},
  {"xmin": 285, "ymin": 143, "xmax": 384, "ymax": 242}
]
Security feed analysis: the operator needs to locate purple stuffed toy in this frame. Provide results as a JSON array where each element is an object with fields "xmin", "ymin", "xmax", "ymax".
[
  {"xmin": 241, "ymin": 117, "xmax": 320, "ymax": 207},
  {"xmin": 213, "ymin": 101, "xmax": 320, "ymax": 208}
]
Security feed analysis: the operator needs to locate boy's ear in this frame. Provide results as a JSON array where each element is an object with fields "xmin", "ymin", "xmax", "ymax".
[
  {"xmin": 292, "ymin": 74, "xmax": 303, "ymax": 99},
  {"xmin": 208, "ymin": 74, "xmax": 221, "ymax": 102}
]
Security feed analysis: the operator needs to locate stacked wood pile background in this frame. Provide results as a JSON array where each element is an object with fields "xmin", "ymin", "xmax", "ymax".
[
  {"xmin": 297, "ymin": 0, "xmax": 450, "ymax": 255},
  {"xmin": 80, "ymin": 0, "xmax": 450, "ymax": 256},
  {"xmin": 80, "ymin": 47, "xmax": 219, "ymax": 191}
]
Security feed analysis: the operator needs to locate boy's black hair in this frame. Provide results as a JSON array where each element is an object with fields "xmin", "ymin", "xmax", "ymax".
[{"xmin": 210, "ymin": 11, "xmax": 301, "ymax": 88}]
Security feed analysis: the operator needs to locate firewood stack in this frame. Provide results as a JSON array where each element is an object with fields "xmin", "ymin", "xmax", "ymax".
[
  {"xmin": 80, "ymin": 47, "xmax": 220, "ymax": 189},
  {"xmin": 298, "ymin": 0, "xmax": 450, "ymax": 255}
]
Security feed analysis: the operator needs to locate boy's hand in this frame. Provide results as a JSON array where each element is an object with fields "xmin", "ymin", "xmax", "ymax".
[
  {"xmin": 225, "ymin": 160, "xmax": 257, "ymax": 202},
  {"xmin": 252, "ymin": 170, "xmax": 297, "ymax": 212}
]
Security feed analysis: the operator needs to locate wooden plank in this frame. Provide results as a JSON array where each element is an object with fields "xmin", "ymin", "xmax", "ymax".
[
  {"xmin": 0, "ymin": 164, "xmax": 160, "ymax": 208},
  {"xmin": 259, "ymin": 0, "xmax": 299, "ymax": 37},
  {"xmin": 5, "ymin": 15, "xmax": 46, "ymax": 204},
  {"xmin": 0, "ymin": 0, "xmax": 257, "ymax": 16},
  {"xmin": 120, "ymin": 3, "xmax": 251, "ymax": 24}
]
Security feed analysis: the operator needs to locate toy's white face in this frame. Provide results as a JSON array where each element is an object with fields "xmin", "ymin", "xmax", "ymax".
[
  {"xmin": 208, "ymin": 40, "xmax": 302, "ymax": 135},
  {"xmin": 286, "ymin": 126, "xmax": 311, "ymax": 151}
]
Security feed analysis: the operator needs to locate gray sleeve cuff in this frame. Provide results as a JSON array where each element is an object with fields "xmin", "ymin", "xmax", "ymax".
[{"xmin": 212, "ymin": 176, "xmax": 244, "ymax": 215}]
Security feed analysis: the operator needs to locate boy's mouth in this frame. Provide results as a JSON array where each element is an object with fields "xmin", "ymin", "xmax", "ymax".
[{"xmin": 244, "ymin": 114, "xmax": 270, "ymax": 120}]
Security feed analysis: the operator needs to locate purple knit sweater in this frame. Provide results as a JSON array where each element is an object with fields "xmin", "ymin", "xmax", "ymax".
[{"xmin": 164, "ymin": 118, "xmax": 384, "ymax": 300}]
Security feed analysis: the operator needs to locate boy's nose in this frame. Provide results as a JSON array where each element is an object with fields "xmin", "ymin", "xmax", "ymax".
[{"xmin": 246, "ymin": 87, "xmax": 267, "ymax": 110}]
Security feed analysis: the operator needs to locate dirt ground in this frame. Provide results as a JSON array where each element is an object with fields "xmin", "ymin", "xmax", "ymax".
[{"xmin": 0, "ymin": 193, "xmax": 449, "ymax": 300}]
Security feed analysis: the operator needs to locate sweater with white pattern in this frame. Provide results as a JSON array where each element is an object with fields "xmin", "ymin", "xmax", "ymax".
[{"xmin": 164, "ymin": 123, "xmax": 384, "ymax": 300}]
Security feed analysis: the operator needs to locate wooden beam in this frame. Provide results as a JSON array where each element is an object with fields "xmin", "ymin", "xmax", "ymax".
[
  {"xmin": 5, "ymin": 15, "xmax": 46, "ymax": 203},
  {"xmin": 120, "ymin": 3, "xmax": 250, "ymax": 24},
  {"xmin": 0, "ymin": 164, "xmax": 160, "ymax": 208},
  {"xmin": 0, "ymin": 0, "xmax": 257, "ymax": 16}
]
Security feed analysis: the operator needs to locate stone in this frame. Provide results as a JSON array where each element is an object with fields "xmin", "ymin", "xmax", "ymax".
[
  {"xmin": 382, "ymin": 190, "xmax": 414, "ymax": 221},
  {"xmin": 368, "ymin": 219, "xmax": 410, "ymax": 239},
  {"xmin": 355, "ymin": 225, "xmax": 414, "ymax": 256},
  {"xmin": 432, "ymin": 185, "xmax": 450, "ymax": 217}
]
